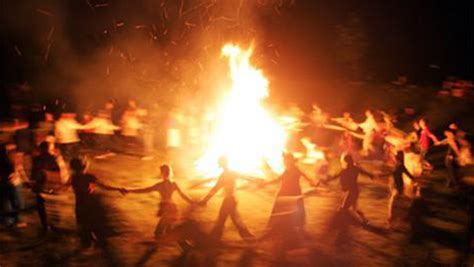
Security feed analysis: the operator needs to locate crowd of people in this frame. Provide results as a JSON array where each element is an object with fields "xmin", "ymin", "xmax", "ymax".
[{"xmin": 1, "ymin": 100, "xmax": 473, "ymax": 257}]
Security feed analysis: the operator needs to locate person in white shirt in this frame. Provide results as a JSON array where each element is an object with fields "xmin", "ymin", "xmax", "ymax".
[
  {"xmin": 359, "ymin": 110, "xmax": 380, "ymax": 157},
  {"xmin": 55, "ymin": 113, "xmax": 87, "ymax": 161},
  {"xmin": 85, "ymin": 110, "xmax": 120, "ymax": 159}
]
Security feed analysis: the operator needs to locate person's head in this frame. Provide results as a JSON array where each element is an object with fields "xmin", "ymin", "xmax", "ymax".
[
  {"xmin": 70, "ymin": 157, "xmax": 89, "ymax": 174},
  {"xmin": 419, "ymin": 118, "xmax": 427, "ymax": 129},
  {"xmin": 343, "ymin": 112, "xmax": 351, "ymax": 119},
  {"xmin": 218, "ymin": 156, "xmax": 228, "ymax": 169},
  {"xmin": 160, "ymin": 164, "xmax": 172, "ymax": 180},
  {"xmin": 342, "ymin": 154, "xmax": 354, "ymax": 167},
  {"xmin": 412, "ymin": 121, "xmax": 420, "ymax": 130},
  {"xmin": 39, "ymin": 141, "xmax": 49, "ymax": 154},
  {"xmin": 448, "ymin": 123, "xmax": 458, "ymax": 131},
  {"xmin": 105, "ymin": 100, "xmax": 115, "ymax": 110},
  {"xmin": 45, "ymin": 112, "xmax": 54, "ymax": 122},
  {"xmin": 128, "ymin": 100, "xmax": 137, "ymax": 109},
  {"xmin": 365, "ymin": 109, "xmax": 373, "ymax": 118},
  {"xmin": 444, "ymin": 130, "xmax": 455, "ymax": 139}
]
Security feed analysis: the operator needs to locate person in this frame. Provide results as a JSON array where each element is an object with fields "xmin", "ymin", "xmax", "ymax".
[
  {"xmin": 123, "ymin": 164, "xmax": 194, "ymax": 240},
  {"xmin": 120, "ymin": 104, "xmax": 143, "ymax": 154},
  {"xmin": 55, "ymin": 112, "xmax": 87, "ymax": 161},
  {"xmin": 359, "ymin": 109, "xmax": 379, "ymax": 157},
  {"xmin": 385, "ymin": 151, "xmax": 417, "ymax": 228},
  {"xmin": 438, "ymin": 130, "xmax": 461, "ymax": 188},
  {"xmin": 321, "ymin": 154, "xmax": 376, "ymax": 225},
  {"xmin": 85, "ymin": 110, "xmax": 120, "ymax": 159},
  {"xmin": 265, "ymin": 153, "xmax": 318, "ymax": 234},
  {"xmin": 199, "ymin": 157, "xmax": 255, "ymax": 242},
  {"xmin": 331, "ymin": 112, "xmax": 359, "ymax": 131},
  {"xmin": 35, "ymin": 112, "xmax": 55, "ymax": 145},
  {"xmin": 0, "ymin": 144, "xmax": 28, "ymax": 228},
  {"xmin": 67, "ymin": 157, "xmax": 124, "ymax": 248},
  {"xmin": 31, "ymin": 141, "xmax": 61, "ymax": 232},
  {"xmin": 418, "ymin": 118, "xmax": 440, "ymax": 170}
]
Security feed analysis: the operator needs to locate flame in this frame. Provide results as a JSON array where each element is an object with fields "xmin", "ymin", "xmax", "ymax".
[{"xmin": 196, "ymin": 44, "xmax": 288, "ymax": 177}]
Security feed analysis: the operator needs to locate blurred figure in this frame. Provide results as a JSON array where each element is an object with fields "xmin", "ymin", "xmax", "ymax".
[
  {"xmin": 31, "ymin": 141, "xmax": 60, "ymax": 232},
  {"xmin": 199, "ymin": 157, "xmax": 255, "ymax": 242},
  {"xmin": 124, "ymin": 164, "xmax": 194, "ymax": 240},
  {"xmin": 449, "ymin": 123, "xmax": 472, "ymax": 166},
  {"xmin": 438, "ymin": 130, "xmax": 461, "ymax": 188},
  {"xmin": 34, "ymin": 112, "xmax": 55, "ymax": 145},
  {"xmin": 359, "ymin": 109, "xmax": 379, "ymax": 157},
  {"xmin": 67, "ymin": 157, "xmax": 124, "ymax": 248},
  {"xmin": 85, "ymin": 110, "xmax": 120, "ymax": 159},
  {"xmin": 80, "ymin": 112, "xmax": 95, "ymax": 149},
  {"xmin": 55, "ymin": 113, "xmax": 86, "ymax": 161},
  {"xmin": 385, "ymin": 151, "xmax": 417, "ymax": 228},
  {"xmin": 332, "ymin": 112, "xmax": 359, "ymax": 131},
  {"xmin": 418, "ymin": 118, "xmax": 440, "ymax": 170},
  {"xmin": 321, "ymin": 154, "xmax": 376, "ymax": 225},
  {"xmin": 120, "ymin": 103, "xmax": 143, "ymax": 154},
  {"xmin": 0, "ymin": 144, "xmax": 27, "ymax": 228}
]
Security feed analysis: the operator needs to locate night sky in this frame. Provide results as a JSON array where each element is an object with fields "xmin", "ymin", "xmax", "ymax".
[{"xmin": 1, "ymin": 0, "xmax": 473, "ymax": 115}]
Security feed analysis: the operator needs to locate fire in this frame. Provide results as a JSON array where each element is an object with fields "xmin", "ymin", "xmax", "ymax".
[{"xmin": 196, "ymin": 44, "xmax": 288, "ymax": 177}]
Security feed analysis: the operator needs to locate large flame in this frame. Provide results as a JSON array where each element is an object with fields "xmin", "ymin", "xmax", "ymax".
[{"xmin": 196, "ymin": 44, "xmax": 288, "ymax": 177}]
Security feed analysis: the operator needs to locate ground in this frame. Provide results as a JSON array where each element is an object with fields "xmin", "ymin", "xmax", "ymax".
[{"xmin": 1, "ymin": 149, "xmax": 473, "ymax": 267}]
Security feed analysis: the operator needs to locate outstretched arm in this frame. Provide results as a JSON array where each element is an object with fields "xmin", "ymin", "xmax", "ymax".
[
  {"xmin": 200, "ymin": 178, "xmax": 223, "ymax": 204},
  {"xmin": 175, "ymin": 183, "xmax": 194, "ymax": 203},
  {"xmin": 358, "ymin": 167, "xmax": 376, "ymax": 180},
  {"xmin": 94, "ymin": 180, "xmax": 124, "ymax": 192},
  {"xmin": 300, "ymin": 170, "xmax": 318, "ymax": 187},
  {"xmin": 125, "ymin": 183, "xmax": 159, "ymax": 194},
  {"xmin": 321, "ymin": 172, "xmax": 340, "ymax": 184}
]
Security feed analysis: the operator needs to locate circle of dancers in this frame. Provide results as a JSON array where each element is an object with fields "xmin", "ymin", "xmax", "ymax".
[{"xmin": 1, "ymin": 101, "xmax": 473, "ymax": 254}]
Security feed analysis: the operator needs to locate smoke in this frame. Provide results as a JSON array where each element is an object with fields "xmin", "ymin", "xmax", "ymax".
[{"xmin": 2, "ymin": 0, "xmax": 297, "ymax": 114}]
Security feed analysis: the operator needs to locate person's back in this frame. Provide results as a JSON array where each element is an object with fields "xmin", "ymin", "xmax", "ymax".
[
  {"xmin": 279, "ymin": 166, "xmax": 302, "ymax": 196},
  {"xmin": 340, "ymin": 165, "xmax": 359, "ymax": 192},
  {"xmin": 71, "ymin": 172, "xmax": 97, "ymax": 203}
]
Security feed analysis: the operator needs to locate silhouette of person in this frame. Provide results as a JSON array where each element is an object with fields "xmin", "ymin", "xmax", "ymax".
[{"xmin": 200, "ymin": 157, "xmax": 255, "ymax": 242}]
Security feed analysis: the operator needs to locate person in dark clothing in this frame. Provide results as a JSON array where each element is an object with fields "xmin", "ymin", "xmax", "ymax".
[
  {"xmin": 0, "ymin": 144, "xmax": 15, "ymax": 226},
  {"xmin": 124, "ymin": 164, "xmax": 195, "ymax": 239},
  {"xmin": 199, "ymin": 157, "xmax": 255, "ymax": 242},
  {"xmin": 67, "ymin": 157, "xmax": 124, "ymax": 248},
  {"xmin": 31, "ymin": 141, "xmax": 60, "ymax": 232},
  {"xmin": 321, "ymin": 154, "xmax": 376, "ymax": 225},
  {"xmin": 386, "ymin": 151, "xmax": 416, "ymax": 228},
  {"xmin": 265, "ymin": 153, "xmax": 318, "ymax": 233},
  {"xmin": 439, "ymin": 130, "xmax": 461, "ymax": 188}
]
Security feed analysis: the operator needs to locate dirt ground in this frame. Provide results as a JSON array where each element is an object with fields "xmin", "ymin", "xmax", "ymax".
[{"xmin": 1, "ymin": 149, "xmax": 473, "ymax": 267}]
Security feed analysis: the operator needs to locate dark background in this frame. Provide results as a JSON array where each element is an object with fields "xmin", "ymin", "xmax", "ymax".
[{"xmin": 1, "ymin": 0, "xmax": 473, "ymax": 117}]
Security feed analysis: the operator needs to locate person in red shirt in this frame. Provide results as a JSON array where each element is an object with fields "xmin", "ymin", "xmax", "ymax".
[{"xmin": 418, "ymin": 119, "xmax": 440, "ymax": 169}]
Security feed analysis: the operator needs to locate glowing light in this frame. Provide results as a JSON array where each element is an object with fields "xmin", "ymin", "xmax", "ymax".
[{"xmin": 196, "ymin": 44, "xmax": 288, "ymax": 177}]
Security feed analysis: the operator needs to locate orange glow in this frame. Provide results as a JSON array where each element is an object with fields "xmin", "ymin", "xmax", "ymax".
[{"xmin": 195, "ymin": 44, "xmax": 288, "ymax": 177}]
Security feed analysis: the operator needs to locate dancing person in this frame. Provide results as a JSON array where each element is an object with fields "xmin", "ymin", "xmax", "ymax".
[
  {"xmin": 67, "ymin": 157, "xmax": 124, "ymax": 248},
  {"xmin": 199, "ymin": 157, "xmax": 255, "ymax": 242},
  {"xmin": 418, "ymin": 118, "xmax": 440, "ymax": 170},
  {"xmin": 35, "ymin": 112, "xmax": 55, "ymax": 145},
  {"xmin": 264, "ymin": 153, "xmax": 318, "ymax": 235},
  {"xmin": 0, "ymin": 144, "xmax": 27, "ymax": 228},
  {"xmin": 438, "ymin": 130, "xmax": 461, "ymax": 188},
  {"xmin": 321, "ymin": 154, "xmax": 376, "ymax": 225},
  {"xmin": 123, "ymin": 164, "xmax": 194, "ymax": 240},
  {"xmin": 31, "ymin": 141, "xmax": 61, "ymax": 232},
  {"xmin": 359, "ymin": 109, "xmax": 379, "ymax": 157},
  {"xmin": 85, "ymin": 110, "xmax": 120, "ymax": 159},
  {"xmin": 385, "ymin": 151, "xmax": 417, "ymax": 228},
  {"xmin": 55, "ymin": 112, "xmax": 87, "ymax": 161}
]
